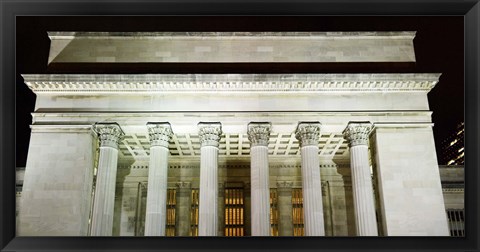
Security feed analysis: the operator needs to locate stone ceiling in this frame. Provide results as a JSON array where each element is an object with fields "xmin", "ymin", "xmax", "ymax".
[{"xmin": 118, "ymin": 131, "xmax": 349, "ymax": 160}]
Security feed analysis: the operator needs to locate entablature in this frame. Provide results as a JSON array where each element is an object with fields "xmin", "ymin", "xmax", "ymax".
[{"xmin": 30, "ymin": 111, "xmax": 434, "ymax": 133}]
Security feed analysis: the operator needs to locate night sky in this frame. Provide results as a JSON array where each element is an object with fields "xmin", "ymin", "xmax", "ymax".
[{"xmin": 15, "ymin": 16, "xmax": 464, "ymax": 167}]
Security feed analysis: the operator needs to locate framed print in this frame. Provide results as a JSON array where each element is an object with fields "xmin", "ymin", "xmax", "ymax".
[{"xmin": 1, "ymin": 1, "xmax": 479, "ymax": 252}]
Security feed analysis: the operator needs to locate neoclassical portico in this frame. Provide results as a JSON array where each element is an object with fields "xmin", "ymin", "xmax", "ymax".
[
  {"xmin": 18, "ymin": 72, "xmax": 450, "ymax": 237},
  {"xmin": 18, "ymin": 31, "xmax": 449, "ymax": 237}
]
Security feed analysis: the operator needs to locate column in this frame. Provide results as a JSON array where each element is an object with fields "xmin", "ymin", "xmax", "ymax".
[
  {"xmin": 144, "ymin": 122, "xmax": 173, "ymax": 236},
  {"xmin": 197, "ymin": 122, "xmax": 222, "ymax": 236},
  {"xmin": 175, "ymin": 181, "xmax": 192, "ymax": 236},
  {"xmin": 295, "ymin": 122, "xmax": 325, "ymax": 236},
  {"xmin": 277, "ymin": 181, "xmax": 294, "ymax": 236},
  {"xmin": 343, "ymin": 122, "xmax": 378, "ymax": 236},
  {"xmin": 90, "ymin": 122, "xmax": 124, "ymax": 236},
  {"xmin": 247, "ymin": 122, "xmax": 272, "ymax": 236}
]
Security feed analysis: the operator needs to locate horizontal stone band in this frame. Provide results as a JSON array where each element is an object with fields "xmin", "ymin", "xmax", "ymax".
[{"xmin": 22, "ymin": 74, "xmax": 440, "ymax": 93}]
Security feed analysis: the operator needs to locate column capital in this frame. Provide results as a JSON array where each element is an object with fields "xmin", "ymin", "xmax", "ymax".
[
  {"xmin": 198, "ymin": 122, "xmax": 222, "ymax": 147},
  {"xmin": 175, "ymin": 181, "xmax": 191, "ymax": 189},
  {"xmin": 93, "ymin": 122, "xmax": 124, "ymax": 149},
  {"xmin": 247, "ymin": 122, "xmax": 272, "ymax": 147},
  {"xmin": 295, "ymin": 122, "xmax": 321, "ymax": 147},
  {"xmin": 276, "ymin": 181, "xmax": 294, "ymax": 189},
  {"xmin": 147, "ymin": 122, "xmax": 173, "ymax": 148},
  {"xmin": 343, "ymin": 121, "xmax": 374, "ymax": 147}
]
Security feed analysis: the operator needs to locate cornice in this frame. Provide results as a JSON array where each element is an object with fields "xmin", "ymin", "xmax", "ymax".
[{"xmin": 22, "ymin": 74, "xmax": 440, "ymax": 94}]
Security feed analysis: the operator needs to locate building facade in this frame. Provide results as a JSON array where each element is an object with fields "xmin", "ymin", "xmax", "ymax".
[
  {"xmin": 438, "ymin": 165, "xmax": 465, "ymax": 237},
  {"xmin": 441, "ymin": 122, "xmax": 465, "ymax": 165},
  {"xmin": 18, "ymin": 32, "xmax": 451, "ymax": 236},
  {"xmin": 16, "ymin": 164, "xmax": 465, "ymax": 236}
]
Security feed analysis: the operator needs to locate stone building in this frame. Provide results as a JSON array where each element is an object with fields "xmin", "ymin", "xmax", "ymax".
[
  {"xmin": 441, "ymin": 122, "xmax": 465, "ymax": 165},
  {"xmin": 17, "ymin": 32, "xmax": 453, "ymax": 236},
  {"xmin": 439, "ymin": 165, "xmax": 465, "ymax": 237}
]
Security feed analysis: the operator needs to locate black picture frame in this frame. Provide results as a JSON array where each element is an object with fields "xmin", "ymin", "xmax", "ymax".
[{"xmin": 1, "ymin": 1, "xmax": 479, "ymax": 252}]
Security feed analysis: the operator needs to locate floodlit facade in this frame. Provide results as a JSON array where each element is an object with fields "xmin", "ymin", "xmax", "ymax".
[
  {"xmin": 17, "ymin": 32, "xmax": 451, "ymax": 236},
  {"xmin": 439, "ymin": 165, "xmax": 465, "ymax": 237}
]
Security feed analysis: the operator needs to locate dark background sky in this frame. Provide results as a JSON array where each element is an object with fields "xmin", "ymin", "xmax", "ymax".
[{"xmin": 15, "ymin": 16, "xmax": 464, "ymax": 167}]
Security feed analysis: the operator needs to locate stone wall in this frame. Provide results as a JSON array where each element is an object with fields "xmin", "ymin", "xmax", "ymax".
[
  {"xmin": 372, "ymin": 125, "xmax": 450, "ymax": 236},
  {"xmin": 17, "ymin": 126, "xmax": 95, "ymax": 236}
]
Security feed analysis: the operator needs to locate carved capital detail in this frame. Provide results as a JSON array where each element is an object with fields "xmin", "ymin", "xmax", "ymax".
[
  {"xmin": 147, "ymin": 122, "xmax": 173, "ymax": 148},
  {"xmin": 343, "ymin": 122, "xmax": 373, "ymax": 147},
  {"xmin": 198, "ymin": 122, "xmax": 222, "ymax": 147},
  {"xmin": 175, "ymin": 181, "xmax": 191, "ymax": 189},
  {"xmin": 93, "ymin": 122, "xmax": 124, "ymax": 149},
  {"xmin": 276, "ymin": 181, "xmax": 294, "ymax": 189},
  {"xmin": 247, "ymin": 122, "xmax": 272, "ymax": 147},
  {"xmin": 295, "ymin": 122, "xmax": 321, "ymax": 147}
]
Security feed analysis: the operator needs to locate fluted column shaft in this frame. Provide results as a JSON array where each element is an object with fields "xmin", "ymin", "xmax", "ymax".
[
  {"xmin": 175, "ymin": 182, "xmax": 192, "ymax": 236},
  {"xmin": 90, "ymin": 123, "xmax": 124, "ymax": 236},
  {"xmin": 145, "ymin": 123, "xmax": 173, "ymax": 236},
  {"xmin": 277, "ymin": 181, "xmax": 294, "ymax": 236},
  {"xmin": 296, "ymin": 122, "xmax": 325, "ymax": 236},
  {"xmin": 248, "ymin": 122, "xmax": 272, "ymax": 236},
  {"xmin": 343, "ymin": 122, "xmax": 378, "ymax": 236},
  {"xmin": 198, "ymin": 122, "xmax": 222, "ymax": 236}
]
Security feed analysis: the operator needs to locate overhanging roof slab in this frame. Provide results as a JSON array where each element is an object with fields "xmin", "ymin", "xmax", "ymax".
[{"xmin": 47, "ymin": 32, "xmax": 416, "ymax": 64}]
